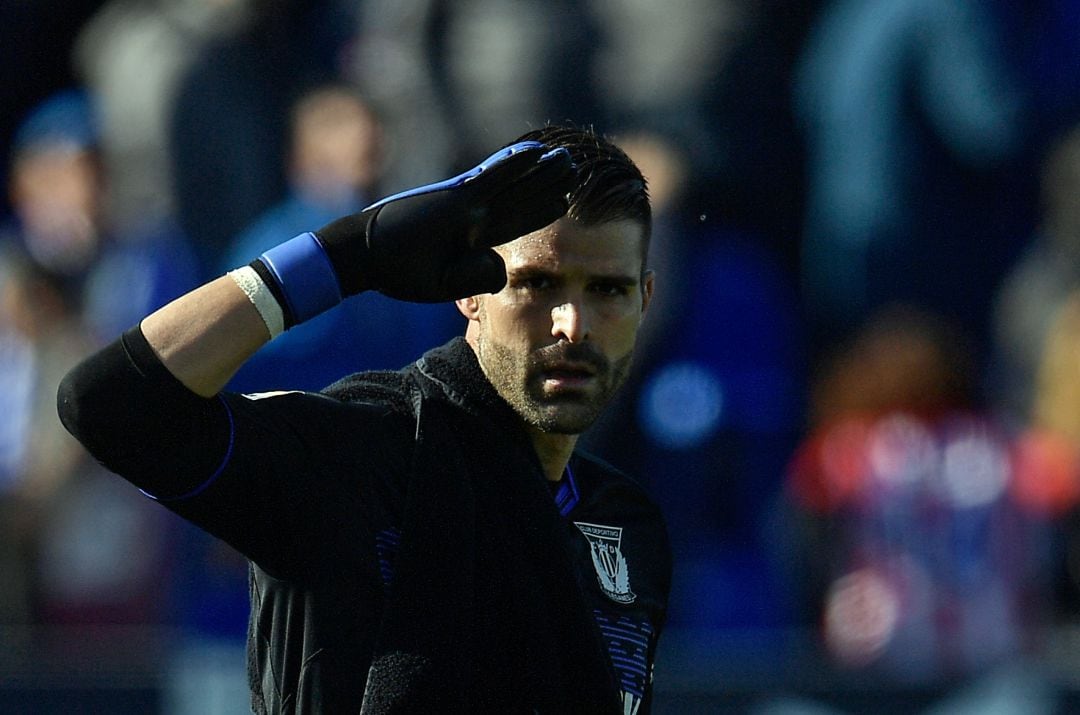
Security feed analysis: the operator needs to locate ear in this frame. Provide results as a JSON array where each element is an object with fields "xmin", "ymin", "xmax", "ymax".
[
  {"xmin": 455, "ymin": 295, "xmax": 482, "ymax": 322},
  {"xmin": 640, "ymin": 269, "xmax": 656, "ymax": 317}
]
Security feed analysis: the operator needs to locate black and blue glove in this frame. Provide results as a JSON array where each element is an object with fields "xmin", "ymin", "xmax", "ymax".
[{"xmin": 253, "ymin": 141, "xmax": 575, "ymax": 327}]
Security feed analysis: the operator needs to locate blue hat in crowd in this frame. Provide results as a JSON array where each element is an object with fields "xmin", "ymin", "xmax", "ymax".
[{"xmin": 12, "ymin": 89, "xmax": 100, "ymax": 157}]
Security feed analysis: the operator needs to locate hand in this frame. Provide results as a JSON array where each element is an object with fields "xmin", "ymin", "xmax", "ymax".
[{"xmin": 316, "ymin": 141, "xmax": 575, "ymax": 302}]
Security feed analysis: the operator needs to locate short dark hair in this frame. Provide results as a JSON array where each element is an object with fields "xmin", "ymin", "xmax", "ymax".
[{"xmin": 513, "ymin": 125, "xmax": 652, "ymax": 265}]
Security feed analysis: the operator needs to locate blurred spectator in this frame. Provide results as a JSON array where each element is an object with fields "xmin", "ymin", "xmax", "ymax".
[
  {"xmin": 347, "ymin": 0, "xmax": 458, "ymax": 192},
  {"xmin": 223, "ymin": 82, "xmax": 385, "ymax": 259},
  {"xmin": 350, "ymin": 0, "xmax": 598, "ymax": 190},
  {"xmin": 220, "ymin": 84, "xmax": 461, "ymax": 393},
  {"xmin": 1, "ymin": 87, "xmax": 202, "ymax": 341},
  {"xmin": 2, "ymin": 90, "xmax": 107, "ymax": 307},
  {"xmin": 590, "ymin": 0, "xmax": 744, "ymax": 125},
  {"xmin": 0, "ymin": 259, "xmax": 173, "ymax": 643},
  {"xmin": 440, "ymin": 1, "xmax": 598, "ymax": 159},
  {"xmin": 169, "ymin": 0, "xmax": 361, "ymax": 275},
  {"xmin": 794, "ymin": 0, "xmax": 1027, "ymax": 359},
  {"xmin": 582, "ymin": 130, "xmax": 805, "ymax": 632},
  {"xmin": 3, "ymin": 86, "xmax": 233, "ymax": 709},
  {"xmin": 0, "ymin": 93, "xmax": 103, "ymax": 557},
  {"xmin": 0, "ymin": 87, "xmax": 203, "ymax": 640},
  {"xmin": 72, "ymin": 0, "xmax": 255, "ymax": 231},
  {"xmin": 0, "ymin": 0, "xmax": 107, "ymax": 217},
  {"xmin": 589, "ymin": 0, "xmax": 747, "ymax": 179},
  {"xmin": 782, "ymin": 306, "xmax": 1066, "ymax": 711},
  {"xmin": 991, "ymin": 123, "xmax": 1080, "ymax": 429}
]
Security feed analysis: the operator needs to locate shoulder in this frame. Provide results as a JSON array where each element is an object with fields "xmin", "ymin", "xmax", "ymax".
[
  {"xmin": 322, "ymin": 369, "xmax": 416, "ymax": 409},
  {"xmin": 223, "ymin": 379, "xmax": 416, "ymax": 447}
]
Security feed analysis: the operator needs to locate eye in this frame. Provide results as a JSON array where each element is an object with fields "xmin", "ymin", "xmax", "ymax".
[
  {"xmin": 590, "ymin": 281, "xmax": 631, "ymax": 298},
  {"xmin": 514, "ymin": 274, "xmax": 554, "ymax": 292}
]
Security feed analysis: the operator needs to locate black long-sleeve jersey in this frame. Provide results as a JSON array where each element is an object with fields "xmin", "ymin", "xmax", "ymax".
[{"xmin": 58, "ymin": 330, "xmax": 672, "ymax": 714}]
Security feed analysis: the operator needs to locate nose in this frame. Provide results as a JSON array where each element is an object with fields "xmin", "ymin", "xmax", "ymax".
[{"xmin": 551, "ymin": 301, "xmax": 590, "ymax": 343}]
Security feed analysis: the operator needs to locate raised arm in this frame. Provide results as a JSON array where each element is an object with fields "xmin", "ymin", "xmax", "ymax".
[
  {"xmin": 140, "ymin": 275, "xmax": 272, "ymax": 396},
  {"xmin": 58, "ymin": 141, "xmax": 574, "ymax": 498},
  {"xmin": 131, "ymin": 141, "xmax": 575, "ymax": 396}
]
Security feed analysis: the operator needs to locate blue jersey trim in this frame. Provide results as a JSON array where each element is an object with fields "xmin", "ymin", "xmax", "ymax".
[
  {"xmin": 375, "ymin": 527, "xmax": 403, "ymax": 586},
  {"xmin": 554, "ymin": 464, "xmax": 580, "ymax": 516},
  {"xmin": 141, "ymin": 395, "xmax": 236, "ymax": 502}
]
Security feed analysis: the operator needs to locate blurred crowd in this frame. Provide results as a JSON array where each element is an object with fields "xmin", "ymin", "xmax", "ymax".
[{"xmin": 6, "ymin": 0, "xmax": 1080, "ymax": 711}]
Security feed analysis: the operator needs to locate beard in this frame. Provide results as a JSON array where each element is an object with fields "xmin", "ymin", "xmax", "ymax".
[{"xmin": 477, "ymin": 335, "xmax": 634, "ymax": 434}]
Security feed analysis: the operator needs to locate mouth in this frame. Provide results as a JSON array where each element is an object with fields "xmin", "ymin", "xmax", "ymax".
[{"xmin": 538, "ymin": 361, "xmax": 599, "ymax": 391}]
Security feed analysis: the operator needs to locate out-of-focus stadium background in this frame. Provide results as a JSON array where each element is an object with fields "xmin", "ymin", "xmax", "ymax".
[{"xmin": 4, "ymin": 1, "xmax": 1080, "ymax": 712}]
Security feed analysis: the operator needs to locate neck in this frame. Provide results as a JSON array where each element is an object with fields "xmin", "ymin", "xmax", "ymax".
[
  {"xmin": 462, "ymin": 333, "xmax": 577, "ymax": 482},
  {"xmin": 527, "ymin": 427, "xmax": 578, "ymax": 482}
]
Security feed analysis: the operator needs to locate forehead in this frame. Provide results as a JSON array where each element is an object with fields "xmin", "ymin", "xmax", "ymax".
[{"xmin": 497, "ymin": 218, "xmax": 645, "ymax": 274}]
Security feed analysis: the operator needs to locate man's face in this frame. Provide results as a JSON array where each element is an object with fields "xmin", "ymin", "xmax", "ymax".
[{"xmin": 463, "ymin": 218, "xmax": 654, "ymax": 434}]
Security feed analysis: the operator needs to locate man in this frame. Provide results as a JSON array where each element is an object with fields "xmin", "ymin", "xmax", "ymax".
[{"xmin": 58, "ymin": 125, "xmax": 672, "ymax": 713}]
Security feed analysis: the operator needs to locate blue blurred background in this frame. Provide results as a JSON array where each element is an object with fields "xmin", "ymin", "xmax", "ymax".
[{"xmin": 5, "ymin": 1, "xmax": 1080, "ymax": 712}]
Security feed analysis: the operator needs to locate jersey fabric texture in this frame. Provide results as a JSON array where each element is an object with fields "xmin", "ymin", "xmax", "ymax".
[{"xmin": 60, "ymin": 331, "xmax": 671, "ymax": 714}]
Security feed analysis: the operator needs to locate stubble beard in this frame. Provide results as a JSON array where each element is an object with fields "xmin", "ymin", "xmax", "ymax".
[{"xmin": 478, "ymin": 336, "xmax": 634, "ymax": 434}]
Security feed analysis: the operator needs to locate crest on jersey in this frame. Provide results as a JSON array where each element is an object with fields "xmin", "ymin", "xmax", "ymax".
[{"xmin": 574, "ymin": 522, "xmax": 636, "ymax": 604}]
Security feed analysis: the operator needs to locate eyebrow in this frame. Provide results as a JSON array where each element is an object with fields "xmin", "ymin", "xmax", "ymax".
[
  {"xmin": 591, "ymin": 275, "xmax": 640, "ymax": 289},
  {"xmin": 505, "ymin": 266, "xmax": 551, "ymax": 280},
  {"xmin": 508, "ymin": 267, "xmax": 638, "ymax": 282},
  {"xmin": 507, "ymin": 267, "xmax": 643, "ymax": 292}
]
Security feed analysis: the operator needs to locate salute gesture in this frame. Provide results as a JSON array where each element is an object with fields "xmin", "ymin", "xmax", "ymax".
[
  {"xmin": 58, "ymin": 126, "xmax": 671, "ymax": 713},
  {"xmin": 255, "ymin": 141, "xmax": 576, "ymax": 329},
  {"xmin": 131, "ymin": 140, "xmax": 574, "ymax": 395}
]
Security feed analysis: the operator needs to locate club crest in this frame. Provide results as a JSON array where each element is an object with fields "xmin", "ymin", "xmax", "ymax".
[{"xmin": 574, "ymin": 522, "xmax": 636, "ymax": 604}]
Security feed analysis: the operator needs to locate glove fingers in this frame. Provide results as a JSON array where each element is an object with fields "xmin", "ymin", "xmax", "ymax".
[
  {"xmin": 469, "ymin": 145, "xmax": 573, "ymax": 205},
  {"xmin": 481, "ymin": 198, "xmax": 570, "ymax": 247},
  {"xmin": 468, "ymin": 153, "xmax": 575, "ymax": 249},
  {"xmin": 484, "ymin": 160, "xmax": 574, "ymax": 226},
  {"xmin": 473, "ymin": 140, "xmax": 546, "ymax": 175},
  {"xmin": 442, "ymin": 248, "xmax": 507, "ymax": 299},
  {"xmin": 465, "ymin": 144, "xmax": 548, "ymax": 196},
  {"xmin": 487, "ymin": 150, "xmax": 575, "ymax": 210}
]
